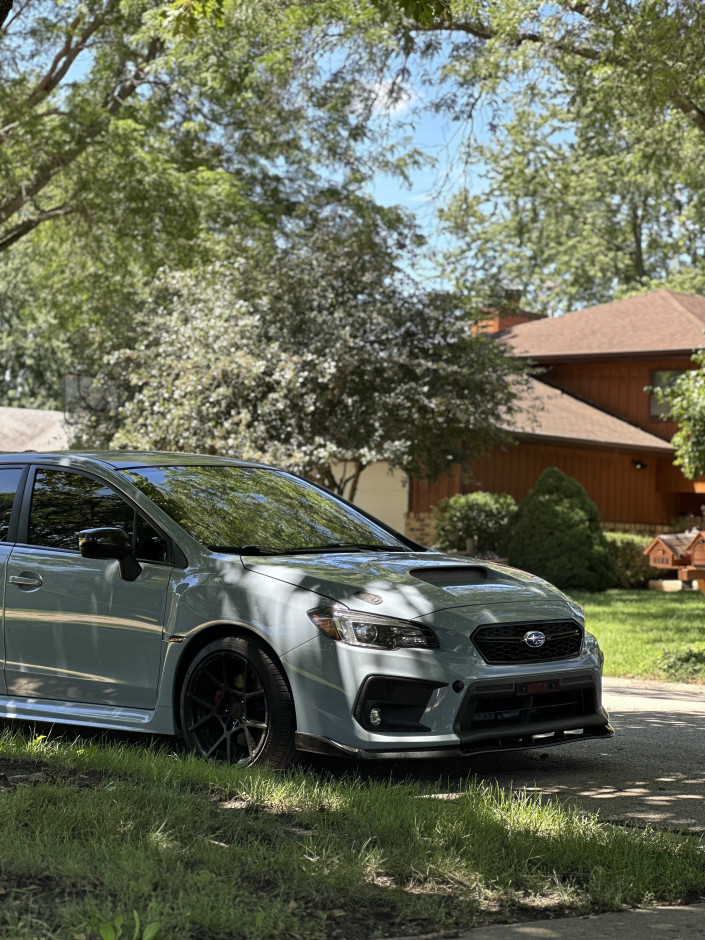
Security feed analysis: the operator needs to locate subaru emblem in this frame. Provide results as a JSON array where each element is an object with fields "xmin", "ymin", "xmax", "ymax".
[{"xmin": 523, "ymin": 630, "xmax": 546, "ymax": 649}]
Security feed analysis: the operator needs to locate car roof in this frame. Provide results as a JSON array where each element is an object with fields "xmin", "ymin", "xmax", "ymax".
[{"xmin": 0, "ymin": 451, "xmax": 255, "ymax": 471}]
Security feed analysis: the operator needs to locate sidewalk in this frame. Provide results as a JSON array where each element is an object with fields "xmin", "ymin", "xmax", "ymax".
[{"xmin": 389, "ymin": 903, "xmax": 705, "ymax": 939}]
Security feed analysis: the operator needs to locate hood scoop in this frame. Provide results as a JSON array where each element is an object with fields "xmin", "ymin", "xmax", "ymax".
[{"xmin": 410, "ymin": 566, "xmax": 487, "ymax": 586}]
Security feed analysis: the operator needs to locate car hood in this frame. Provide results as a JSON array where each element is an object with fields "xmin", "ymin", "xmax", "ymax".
[{"xmin": 241, "ymin": 550, "xmax": 574, "ymax": 620}]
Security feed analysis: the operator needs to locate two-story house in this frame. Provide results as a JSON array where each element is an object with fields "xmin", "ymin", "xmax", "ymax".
[{"xmin": 407, "ymin": 289, "xmax": 705, "ymax": 542}]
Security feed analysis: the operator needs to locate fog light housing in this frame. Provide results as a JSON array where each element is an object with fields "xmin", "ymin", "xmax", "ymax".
[
  {"xmin": 354, "ymin": 676, "xmax": 447, "ymax": 732},
  {"xmin": 369, "ymin": 707, "xmax": 382, "ymax": 726}
]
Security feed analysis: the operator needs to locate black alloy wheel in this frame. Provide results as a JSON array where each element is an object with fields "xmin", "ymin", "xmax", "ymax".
[{"xmin": 180, "ymin": 636, "xmax": 295, "ymax": 768}]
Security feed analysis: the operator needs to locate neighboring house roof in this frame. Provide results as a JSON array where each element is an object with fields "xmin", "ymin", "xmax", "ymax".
[
  {"xmin": 504, "ymin": 289, "xmax": 705, "ymax": 360},
  {"xmin": 506, "ymin": 378, "xmax": 674, "ymax": 454},
  {"xmin": 0, "ymin": 407, "xmax": 70, "ymax": 452}
]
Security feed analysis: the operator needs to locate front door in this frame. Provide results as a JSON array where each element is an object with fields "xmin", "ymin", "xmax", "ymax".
[{"xmin": 4, "ymin": 467, "xmax": 171, "ymax": 709}]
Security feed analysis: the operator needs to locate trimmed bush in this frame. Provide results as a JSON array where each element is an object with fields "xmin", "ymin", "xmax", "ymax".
[
  {"xmin": 505, "ymin": 467, "xmax": 617, "ymax": 592},
  {"xmin": 605, "ymin": 532, "xmax": 660, "ymax": 589},
  {"xmin": 434, "ymin": 491, "xmax": 517, "ymax": 554}
]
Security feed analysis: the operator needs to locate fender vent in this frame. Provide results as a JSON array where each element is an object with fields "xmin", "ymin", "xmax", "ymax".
[{"xmin": 410, "ymin": 566, "xmax": 487, "ymax": 586}]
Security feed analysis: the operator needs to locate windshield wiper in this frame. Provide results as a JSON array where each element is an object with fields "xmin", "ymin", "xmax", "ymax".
[
  {"xmin": 316, "ymin": 542, "xmax": 408, "ymax": 552},
  {"xmin": 208, "ymin": 543, "xmax": 409, "ymax": 556},
  {"xmin": 208, "ymin": 545, "xmax": 292, "ymax": 555}
]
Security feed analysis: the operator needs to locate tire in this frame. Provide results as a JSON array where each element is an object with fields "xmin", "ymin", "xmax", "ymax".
[{"xmin": 179, "ymin": 636, "xmax": 296, "ymax": 768}]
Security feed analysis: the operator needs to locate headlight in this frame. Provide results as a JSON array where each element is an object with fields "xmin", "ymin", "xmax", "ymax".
[{"xmin": 308, "ymin": 605, "xmax": 439, "ymax": 650}]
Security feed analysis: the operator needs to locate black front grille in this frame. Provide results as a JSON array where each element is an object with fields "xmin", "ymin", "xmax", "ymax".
[
  {"xmin": 411, "ymin": 566, "xmax": 487, "ymax": 586},
  {"xmin": 472, "ymin": 620, "xmax": 583, "ymax": 664}
]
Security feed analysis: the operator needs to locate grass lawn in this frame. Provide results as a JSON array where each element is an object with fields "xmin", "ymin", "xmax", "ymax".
[
  {"xmin": 1, "ymin": 728, "xmax": 705, "ymax": 939},
  {"xmin": 572, "ymin": 589, "xmax": 705, "ymax": 683}
]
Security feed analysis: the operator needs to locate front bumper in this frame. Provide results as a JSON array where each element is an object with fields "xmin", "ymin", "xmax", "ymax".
[{"xmin": 282, "ymin": 631, "xmax": 612, "ymax": 757}]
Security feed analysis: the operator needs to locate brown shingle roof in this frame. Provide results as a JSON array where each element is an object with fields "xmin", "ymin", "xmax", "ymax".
[
  {"xmin": 506, "ymin": 379, "xmax": 674, "ymax": 453},
  {"xmin": 504, "ymin": 289, "xmax": 705, "ymax": 359},
  {"xmin": 0, "ymin": 407, "xmax": 70, "ymax": 452},
  {"xmin": 651, "ymin": 533, "xmax": 696, "ymax": 556}
]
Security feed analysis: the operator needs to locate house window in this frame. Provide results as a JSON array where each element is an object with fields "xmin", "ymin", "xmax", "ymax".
[{"xmin": 649, "ymin": 370, "xmax": 685, "ymax": 418}]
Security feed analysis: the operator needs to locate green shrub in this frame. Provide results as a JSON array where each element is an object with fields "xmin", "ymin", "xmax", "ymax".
[
  {"xmin": 604, "ymin": 532, "xmax": 660, "ymax": 589},
  {"xmin": 433, "ymin": 491, "xmax": 517, "ymax": 554},
  {"xmin": 505, "ymin": 467, "xmax": 617, "ymax": 592},
  {"xmin": 654, "ymin": 643, "xmax": 705, "ymax": 681}
]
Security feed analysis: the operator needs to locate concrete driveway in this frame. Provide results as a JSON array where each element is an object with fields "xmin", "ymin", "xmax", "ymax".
[{"xmin": 465, "ymin": 677, "xmax": 705, "ymax": 833}]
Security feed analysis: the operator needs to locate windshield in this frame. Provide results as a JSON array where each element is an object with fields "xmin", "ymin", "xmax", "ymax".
[{"xmin": 122, "ymin": 465, "xmax": 410, "ymax": 554}]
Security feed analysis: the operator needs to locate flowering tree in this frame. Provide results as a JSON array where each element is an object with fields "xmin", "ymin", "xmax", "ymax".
[{"xmin": 73, "ymin": 217, "xmax": 525, "ymax": 497}]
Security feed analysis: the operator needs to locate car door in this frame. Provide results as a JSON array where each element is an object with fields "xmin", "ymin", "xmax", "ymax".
[
  {"xmin": 0, "ymin": 465, "xmax": 26, "ymax": 696},
  {"xmin": 4, "ymin": 465, "xmax": 172, "ymax": 709}
]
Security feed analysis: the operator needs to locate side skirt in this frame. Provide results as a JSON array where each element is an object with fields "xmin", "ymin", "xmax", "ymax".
[{"xmin": 0, "ymin": 696, "xmax": 176, "ymax": 735}]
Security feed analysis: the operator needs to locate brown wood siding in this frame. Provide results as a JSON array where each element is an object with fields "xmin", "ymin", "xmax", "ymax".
[
  {"xmin": 410, "ymin": 442, "xmax": 680, "ymax": 526},
  {"xmin": 544, "ymin": 357, "xmax": 692, "ymax": 441}
]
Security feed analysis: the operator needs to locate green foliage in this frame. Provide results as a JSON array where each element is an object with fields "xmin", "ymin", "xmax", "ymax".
[
  {"xmin": 70, "ymin": 212, "xmax": 525, "ymax": 495},
  {"xmin": 0, "ymin": 0, "xmax": 428, "ymax": 409},
  {"xmin": 656, "ymin": 348, "xmax": 705, "ymax": 479},
  {"xmin": 395, "ymin": 0, "xmax": 705, "ymax": 312},
  {"xmin": 439, "ymin": 96, "xmax": 705, "ymax": 312},
  {"xmin": 506, "ymin": 468, "xmax": 616, "ymax": 592},
  {"xmin": 99, "ymin": 912, "xmax": 160, "ymax": 940},
  {"xmin": 433, "ymin": 491, "xmax": 517, "ymax": 554},
  {"xmin": 654, "ymin": 643, "xmax": 705, "ymax": 682},
  {"xmin": 604, "ymin": 532, "xmax": 658, "ymax": 590}
]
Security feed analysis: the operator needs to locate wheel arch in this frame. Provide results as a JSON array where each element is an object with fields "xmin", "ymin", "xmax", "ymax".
[{"xmin": 171, "ymin": 621, "xmax": 295, "ymax": 734}]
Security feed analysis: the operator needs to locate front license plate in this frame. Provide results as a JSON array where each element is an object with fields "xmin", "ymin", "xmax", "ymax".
[{"xmin": 516, "ymin": 679, "xmax": 559, "ymax": 695}]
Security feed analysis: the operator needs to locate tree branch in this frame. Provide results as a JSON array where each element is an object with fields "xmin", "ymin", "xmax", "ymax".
[
  {"xmin": 0, "ymin": 204, "xmax": 78, "ymax": 252},
  {"xmin": 0, "ymin": 35, "xmax": 162, "ymax": 236},
  {"xmin": 418, "ymin": 17, "xmax": 705, "ymax": 135},
  {"xmin": 0, "ymin": 0, "xmax": 12, "ymax": 30},
  {"xmin": 25, "ymin": 6, "xmax": 113, "ymax": 109}
]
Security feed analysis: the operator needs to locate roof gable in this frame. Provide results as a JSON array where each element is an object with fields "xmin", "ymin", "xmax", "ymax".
[
  {"xmin": 505, "ymin": 290, "xmax": 705, "ymax": 359},
  {"xmin": 506, "ymin": 378, "xmax": 674, "ymax": 453}
]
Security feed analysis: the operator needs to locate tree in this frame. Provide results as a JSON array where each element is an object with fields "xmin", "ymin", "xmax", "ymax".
[
  {"xmin": 71, "ymin": 210, "xmax": 526, "ymax": 497},
  {"xmin": 438, "ymin": 92, "xmax": 705, "ymax": 313},
  {"xmin": 408, "ymin": 1, "xmax": 705, "ymax": 136},
  {"xmin": 362, "ymin": 1, "xmax": 705, "ymax": 311},
  {"xmin": 0, "ymin": 0, "xmax": 422, "ymax": 408},
  {"xmin": 0, "ymin": 0, "xmax": 411, "ymax": 255},
  {"xmin": 506, "ymin": 467, "xmax": 616, "ymax": 592},
  {"xmin": 656, "ymin": 350, "xmax": 705, "ymax": 480}
]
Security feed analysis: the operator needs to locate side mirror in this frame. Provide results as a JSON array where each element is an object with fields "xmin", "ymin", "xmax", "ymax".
[{"xmin": 78, "ymin": 527, "xmax": 142, "ymax": 582}]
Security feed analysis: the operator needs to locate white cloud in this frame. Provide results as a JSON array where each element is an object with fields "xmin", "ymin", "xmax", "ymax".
[{"xmin": 367, "ymin": 80, "xmax": 415, "ymax": 116}]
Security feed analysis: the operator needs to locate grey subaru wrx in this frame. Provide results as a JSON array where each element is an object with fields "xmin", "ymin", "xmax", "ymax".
[{"xmin": 0, "ymin": 452, "xmax": 612, "ymax": 767}]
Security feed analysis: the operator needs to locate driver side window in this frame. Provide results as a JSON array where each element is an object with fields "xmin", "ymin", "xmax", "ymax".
[
  {"xmin": 29, "ymin": 469, "xmax": 133, "ymax": 550},
  {"xmin": 28, "ymin": 468, "xmax": 168, "ymax": 562}
]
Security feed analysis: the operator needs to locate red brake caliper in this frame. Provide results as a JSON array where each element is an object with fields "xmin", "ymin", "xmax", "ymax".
[{"xmin": 214, "ymin": 690, "xmax": 224, "ymax": 704}]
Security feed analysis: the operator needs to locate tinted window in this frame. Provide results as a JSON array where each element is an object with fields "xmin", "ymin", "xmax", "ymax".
[
  {"xmin": 28, "ymin": 469, "xmax": 135, "ymax": 551},
  {"xmin": 0, "ymin": 467, "xmax": 23, "ymax": 542},
  {"xmin": 650, "ymin": 370, "xmax": 684, "ymax": 418},
  {"xmin": 124, "ymin": 465, "xmax": 407, "ymax": 554}
]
